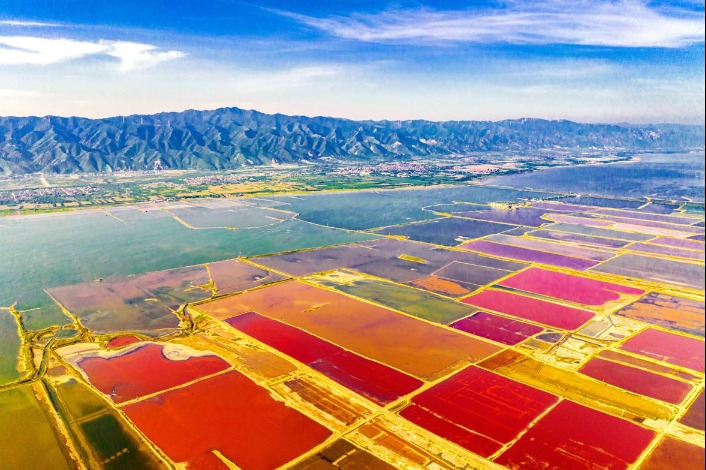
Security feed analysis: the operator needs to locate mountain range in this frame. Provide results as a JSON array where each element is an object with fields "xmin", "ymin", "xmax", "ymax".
[{"xmin": 0, "ymin": 107, "xmax": 703, "ymax": 174}]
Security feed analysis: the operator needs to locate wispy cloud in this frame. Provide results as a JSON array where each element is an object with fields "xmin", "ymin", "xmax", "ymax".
[
  {"xmin": 281, "ymin": 0, "xmax": 705, "ymax": 48},
  {"xmin": 102, "ymin": 41, "xmax": 185, "ymax": 71},
  {"xmin": 0, "ymin": 36, "xmax": 184, "ymax": 70},
  {"xmin": 0, "ymin": 19, "xmax": 60, "ymax": 27}
]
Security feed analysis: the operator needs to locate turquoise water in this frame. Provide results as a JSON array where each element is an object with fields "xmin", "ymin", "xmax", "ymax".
[{"xmin": 0, "ymin": 210, "xmax": 375, "ymax": 330}]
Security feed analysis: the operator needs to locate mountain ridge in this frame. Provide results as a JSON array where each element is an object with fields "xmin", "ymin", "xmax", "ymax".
[{"xmin": 0, "ymin": 106, "xmax": 703, "ymax": 174}]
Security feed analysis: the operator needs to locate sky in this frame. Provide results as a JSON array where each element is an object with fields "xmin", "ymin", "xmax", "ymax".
[{"xmin": 0, "ymin": 0, "xmax": 704, "ymax": 124}]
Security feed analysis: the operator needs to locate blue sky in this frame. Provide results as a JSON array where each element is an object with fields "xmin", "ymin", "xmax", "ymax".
[{"xmin": 0, "ymin": 1, "xmax": 703, "ymax": 123}]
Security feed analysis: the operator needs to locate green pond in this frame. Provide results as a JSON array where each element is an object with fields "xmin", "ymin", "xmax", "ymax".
[{"xmin": 0, "ymin": 310, "xmax": 24, "ymax": 385}]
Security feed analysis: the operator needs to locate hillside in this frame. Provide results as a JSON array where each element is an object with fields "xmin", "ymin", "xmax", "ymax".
[{"xmin": 0, "ymin": 107, "xmax": 703, "ymax": 174}]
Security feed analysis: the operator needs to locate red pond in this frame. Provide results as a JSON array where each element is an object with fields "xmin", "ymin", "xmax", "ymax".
[
  {"xmin": 77, "ymin": 343, "xmax": 230, "ymax": 403},
  {"xmin": 400, "ymin": 365, "xmax": 558, "ymax": 457},
  {"xmin": 579, "ymin": 357, "xmax": 692, "ymax": 405},
  {"xmin": 620, "ymin": 329, "xmax": 705, "ymax": 373},
  {"xmin": 495, "ymin": 400, "xmax": 655, "ymax": 469},
  {"xmin": 123, "ymin": 370, "xmax": 331, "ymax": 470},
  {"xmin": 462, "ymin": 289, "xmax": 594, "ymax": 330},
  {"xmin": 226, "ymin": 312, "xmax": 423, "ymax": 405},
  {"xmin": 106, "ymin": 335, "xmax": 142, "ymax": 348}
]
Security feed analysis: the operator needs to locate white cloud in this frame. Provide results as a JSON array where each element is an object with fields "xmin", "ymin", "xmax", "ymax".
[
  {"xmin": 102, "ymin": 41, "xmax": 186, "ymax": 71},
  {"xmin": 0, "ymin": 36, "xmax": 108, "ymax": 65},
  {"xmin": 282, "ymin": 0, "xmax": 705, "ymax": 48},
  {"xmin": 0, "ymin": 19, "xmax": 60, "ymax": 27},
  {"xmin": 0, "ymin": 35, "xmax": 184, "ymax": 69}
]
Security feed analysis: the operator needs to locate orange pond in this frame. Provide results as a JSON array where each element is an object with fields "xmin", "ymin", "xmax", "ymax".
[
  {"xmin": 77, "ymin": 344, "xmax": 230, "ymax": 403},
  {"xmin": 198, "ymin": 280, "xmax": 501, "ymax": 380},
  {"xmin": 613, "ymin": 292, "xmax": 705, "ymax": 337},
  {"xmin": 640, "ymin": 436, "xmax": 705, "ymax": 470},
  {"xmin": 123, "ymin": 370, "xmax": 331, "ymax": 470}
]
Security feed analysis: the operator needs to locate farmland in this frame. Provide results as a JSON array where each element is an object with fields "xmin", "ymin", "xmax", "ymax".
[{"xmin": 0, "ymin": 163, "xmax": 704, "ymax": 469}]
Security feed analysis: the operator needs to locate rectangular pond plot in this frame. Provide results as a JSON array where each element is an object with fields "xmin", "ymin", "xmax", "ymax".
[
  {"xmin": 461, "ymin": 240, "xmax": 599, "ymax": 270},
  {"xmin": 0, "ymin": 385, "xmax": 73, "ymax": 470},
  {"xmin": 127, "ymin": 265, "xmax": 212, "ymax": 309},
  {"xmin": 679, "ymin": 389, "xmax": 705, "ymax": 431},
  {"xmin": 484, "ymin": 234, "xmax": 616, "ymax": 262},
  {"xmin": 611, "ymin": 222, "xmax": 703, "ymax": 239},
  {"xmin": 527, "ymin": 229, "xmax": 630, "ymax": 249},
  {"xmin": 589, "ymin": 208, "xmax": 701, "ymax": 226},
  {"xmin": 613, "ymin": 292, "xmax": 705, "ymax": 337},
  {"xmin": 462, "ymin": 289, "xmax": 594, "ymax": 330},
  {"xmin": 578, "ymin": 357, "xmax": 692, "ymax": 405},
  {"xmin": 254, "ymin": 243, "xmax": 384, "ymax": 277},
  {"xmin": 278, "ymin": 377, "xmax": 372, "ymax": 428},
  {"xmin": 0, "ymin": 310, "xmax": 25, "ymax": 386},
  {"xmin": 626, "ymin": 242, "xmax": 705, "ymax": 261},
  {"xmin": 290, "ymin": 440, "xmax": 396, "ymax": 470},
  {"xmin": 198, "ymin": 281, "xmax": 501, "ymax": 381},
  {"xmin": 451, "ymin": 312, "xmax": 543, "ymax": 345},
  {"xmin": 591, "ymin": 254, "xmax": 705, "ymax": 290},
  {"xmin": 596, "ymin": 350, "xmax": 701, "ymax": 383},
  {"xmin": 620, "ymin": 329, "xmax": 705, "ymax": 373},
  {"xmin": 545, "ymin": 213, "xmax": 616, "ymax": 227},
  {"xmin": 47, "ymin": 265, "xmax": 213, "ymax": 335},
  {"xmin": 434, "ymin": 261, "xmax": 516, "ymax": 286},
  {"xmin": 494, "ymin": 400, "xmax": 655, "ymax": 469},
  {"xmin": 226, "ymin": 312, "xmax": 422, "ymax": 405},
  {"xmin": 409, "ymin": 275, "xmax": 479, "ymax": 297},
  {"xmin": 650, "ymin": 236, "xmax": 705, "ymax": 251},
  {"xmin": 690, "ymin": 234, "xmax": 706, "ymax": 241},
  {"xmin": 479, "ymin": 350, "xmax": 676, "ymax": 422},
  {"xmin": 306, "ymin": 270, "xmax": 477, "ymax": 324},
  {"xmin": 207, "ymin": 259, "xmax": 288, "ymax": 294},
  {"xmin": 498, "ymin": 267, "xmax": 643, "ymax": 307},
  {"xmin": 453, "ymin": 207, "xmax": 550, "ymax": 227},
  {"xmin": 639, "ymin": 436, "xmax": 705, "ymax": 470},
  {"xmin": 352, "ymin": 237, "xmax": 526, "ymax": 278},
  {"xmin": 353, "ymin": 257, "xmax": 438, "ymax": 283},
  {"xmin": 47, "ymin": 281, "xmax": 179, "ymax": 336},
  {"xmin": 400, "ymin": 365, "xmax": 558, "ymax": 458},
  {"xmin": 543, "ymin": 222, "xmax": 656, "ymax": 241},
  {"xmin": 76, "ymin": 343, "xmax": 230, "ymax": 403},
  {"xmin": 378, "ymin": 217, "xmax": 517, "ymax": 246},
  {"xmin": 49, "ymin": 378, "xmax": 163, "ymax": 470},
  {"xmin": 122, "ymin": 370, "xmax": 331, "ymax": 470},
  {"xmin": 598, "ymin": 215, "xmax": 706, "ymax": 234}
]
